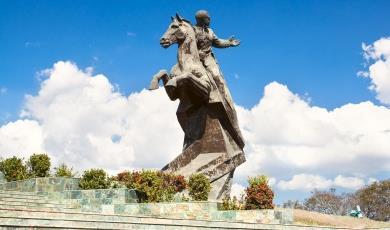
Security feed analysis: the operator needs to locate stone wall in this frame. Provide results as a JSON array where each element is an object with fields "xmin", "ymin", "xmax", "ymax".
[
  {"xmin": 0, "ymin": 177, "xmax": 293, "ymax": 225},
  {"xmin": 110, "ymin": 202, "xmax": 293, "ymax": 224},
  {"xmin": 0, "ymin": 177, "xmax": 80, "ymax": 193},
  {"xmin": 0, "ymin": 173, "xmax": 4, "ymax": 183}
]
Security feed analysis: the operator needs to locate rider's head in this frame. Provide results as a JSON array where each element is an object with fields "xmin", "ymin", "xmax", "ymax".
[{"xmin": 195, "ymin": 10, "xmax": 210, "ymax": 27}]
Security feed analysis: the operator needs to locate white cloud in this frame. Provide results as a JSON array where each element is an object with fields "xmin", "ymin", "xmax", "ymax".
[
  {"xmin": 24, "ymin": 41, "xmax": 40, "ymax": 48},
  {"xmin": 367, "ymin": 177, "xmax": 378, "ymax": 185},
  {"xmin": 1, "ymin": 61, "xmax": 182, "ymax": 173},
  {"xmin": 277, "ymin": 174, "xmax": 369, "ymax": 191},
  {"xmin": 0, "ymin": 120, "xmax": 44, "ymax": 160},
  {"xmin": 126, "ymin": 32, "xmax": 136, "ymax": 37},
  {"xmin": 278, "ymin": 174, "xmax": 333, "ymax": 191},
  {"xmin": 268, "ymin": 177, "xmax": 276, "ymax": 187},
  {"xmin": 234, "ymin": 82, "xmax": 390, "ymax": 187},
  {"xmin": 333, "ymin": 175, "xmax": 365, "ymax": 190},
  {"xmin": 231, "ymin": 183, "xmax": 246, "ymax": 198},
  {"xmin": 361, "ymin": 37, "xmax": 390, "ymax": 104},
  {"xmin": 0, "ymin": 87, "xmax": 7, "ymax": 95}
]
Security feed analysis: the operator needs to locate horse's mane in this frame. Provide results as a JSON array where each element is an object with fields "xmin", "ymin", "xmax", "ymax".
[{"xmin": 174, "ymin": 14, "xmax": 196, "ymax": 33}]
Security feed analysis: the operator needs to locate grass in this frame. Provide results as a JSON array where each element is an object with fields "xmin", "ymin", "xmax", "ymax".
[{"xmin": 293, "ymin": 209, "xmax": 390, "ymax": 229}]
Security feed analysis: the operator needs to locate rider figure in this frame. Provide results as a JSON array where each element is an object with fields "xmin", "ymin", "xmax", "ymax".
[{"xmin": 194, "ymin": 10, "xmax": 240, "ymax": 110}]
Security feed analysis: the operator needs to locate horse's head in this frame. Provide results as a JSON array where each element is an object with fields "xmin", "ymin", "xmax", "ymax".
[{"xmin": 160, "ymin": 13, "xmax": 194, "ymax": 48}]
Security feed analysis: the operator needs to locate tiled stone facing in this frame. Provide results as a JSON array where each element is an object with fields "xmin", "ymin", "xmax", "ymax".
[
  {"xmin": 275, "ymin": 208, "xmax": 294, "ymax": 224},
  {"xmin": 114, "ymin": 202, "xmax": 218, "ymax": 219},
  {"xmin": 212, "ymin": 210, "xmax": 280, "ymax": 224},
  {"xmin": 47, "ymin": 188, "xmax": 140, "ymax": 212},
  {"xmin": 0, "ymin": 179, "xmax": 293, "ymax": 225},
  {"xmin": 0, "ymin": 177, "xmax": 80, "ymax": 193},
  {"xmin": 112, "ymin": 202, "xmax": 293, "ymax": 224},
  {"xmin": 0, "ymin": 173, "xmax": 5, "ymax": 183}
]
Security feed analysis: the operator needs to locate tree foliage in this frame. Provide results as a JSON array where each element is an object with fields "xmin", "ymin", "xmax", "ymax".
[
  {"xmin": 27, "ymin": 153, "xmax": 51, "ymax": 177},
  {"xmin": 54, "ymin": 163, "xmax": 77, "ymax": 177},
  {"xmin": 302, "ymin": 188, "xmax": 359, "ymax": 216},
  {"xmin": 79, "ymin": 168, "xmax": 110, "ymax": 189},
  {"xmin": 357, "ymin": 180, "xmax": 390, "ymax": 221},
  {"xmin": 221, "ymin": 196, "xmax": 245, "ymax": 210},
  {"xmin": 303, "ymin": 188, "xmax": 343, "ymax": 215},
  {"xmin": 0, "ymin": 156, "xmax": 28, "ymax": 182}
]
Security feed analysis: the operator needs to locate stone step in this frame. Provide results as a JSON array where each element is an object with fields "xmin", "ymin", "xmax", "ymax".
[
  {"xmin": 0, "ymin": 201, "xmax": 78, "ymax": 211},
  {"xmin": 0, "ymin": 195, "xmax": 50, "ymax": 203},
  {"xmin": 0, "ymin": 196, "xmax": 55, "ymax": 203},
  {"xmin": 0, "ymin": 204, "xmax": 79, "ymax": 213},
  {"xmin": 0, "ymin": 190, "xmax": 46, "ymax": 197},
  {"xmin": 0, "ymin": 193, "xmax": 48, "ymax": 201},
  {"xmin": 0, "ymin": 198, "xmax": 74, "ymax": 208},
  {"xmin": 0, "ymin": 189, "xmax": 40, "ymax": 194},
  {"xmin": 0, "ymin": 208, "xmax": 297, "ymax": 230}
]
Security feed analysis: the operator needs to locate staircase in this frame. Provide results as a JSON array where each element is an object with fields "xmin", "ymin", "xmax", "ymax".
[
  {"xmin": 0, "ymin": 191, "xmax": 352, "ymax": 229},
  {"xmin": 0, "ymin": 176, "xmax": 340, "ymax": 229},
  {"xmin": 0, "ymin": 190, "xmax": 282, "ymax": 229}
]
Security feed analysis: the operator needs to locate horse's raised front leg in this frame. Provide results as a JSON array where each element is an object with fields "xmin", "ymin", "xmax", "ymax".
[{"xmin": 149, "ymin": 70, "xmax": 169, "ymax": 90}]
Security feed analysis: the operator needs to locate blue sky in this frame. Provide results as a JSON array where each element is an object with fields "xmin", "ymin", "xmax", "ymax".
[
  {"xmin": 2, "ymin": 0, "xmax": 390, "ymax": 119},
  {"xmin": 1, "ymin": 1, "xmax": 390, "ymax": 203}
]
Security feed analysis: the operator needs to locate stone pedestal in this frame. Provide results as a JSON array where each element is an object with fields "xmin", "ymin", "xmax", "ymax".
[{"xmin": 162, "ymin": 113, "xmax": 245, "ymax": 201}]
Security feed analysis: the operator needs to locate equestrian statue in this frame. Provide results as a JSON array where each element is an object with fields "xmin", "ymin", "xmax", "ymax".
[{"xmin": 149, "ymin": 11, "xmax": 245, "ymax": 200}]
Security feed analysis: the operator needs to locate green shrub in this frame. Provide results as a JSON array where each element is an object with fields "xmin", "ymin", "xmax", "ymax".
[
  {"xmin": 188, "ymin": 173, "xmax": 210, "ymax": 201},
  {"xmin": 248, "ymin": 175, "xmax": 269, "ymax": 186},
  {"xmin": 54, "ymin": 163, "xmax": 76, "ymax": 177},
  {"xmin": 0, "ymin": 156, "xmax": 28, "ymax": 181},
  {"xmin": 137, "ymin": 170, "xmax": 172, "ymax": 202},
  {"xmin": 79, "ymin": 168, "xmax": 110, "ymax": 189},
  {"xmin": 221, "ymin": 196, "xmax": 244, "ymax": 210},
  {"xmin": 115, "ymin": 170, "xmax": 186, "ymax": 202},
  {"xmin": 245, "ymin": 175, "xmax": 274, "ymax": 210},
  {"xmin": 27, "ymin": 153, "xmax": 51, "ymax": 177},
  {"xmin": 108, "ymin": 175, "xmax": 126, "ymax": 189}
]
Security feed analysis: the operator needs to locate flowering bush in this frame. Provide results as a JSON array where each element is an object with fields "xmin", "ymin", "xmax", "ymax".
[
  {"xmin": 164, "ymin": 173, "xmax": 187, "ymax": 193},
  {"xmin": 245, "ymin": 175, "xmax": 274, "ymax": 209}
]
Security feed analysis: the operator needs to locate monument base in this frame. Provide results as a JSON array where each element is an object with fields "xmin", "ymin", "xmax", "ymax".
[
  {"xmin": 162, "ymin": 110, "xmax": 245, "ymax": 201},
  {"xmin": 0, "ymin": 178, "xmax": 293, "ymax": 228}
]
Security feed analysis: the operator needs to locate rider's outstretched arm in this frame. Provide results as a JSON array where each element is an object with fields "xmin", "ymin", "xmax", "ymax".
[
  {"xmin": 211, "ymin": 31, "xmax": 231, "ymax": 48},
  {"xmin": 211, "ymin": 29, "xmax": 232, "ymax": 48},
  {"xmin": 211, "ymin": 29, "xmax": 240, "ymax": 48}
]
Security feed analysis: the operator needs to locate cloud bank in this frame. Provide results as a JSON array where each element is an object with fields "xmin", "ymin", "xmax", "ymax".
[
  {"xmin": 1, "ymin": 61, "xmax": 182, "ymax": 174},
  {"xmin": 234, "ymin": 82, "xmax": 390, "ymax": 190},
  {"xmin": 361, "ymin": 37, "xmax": 390, "ymax": 105},
  {"xmin": 1, "ymin": 37, "xmax": 389, "ymax": 197}
]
